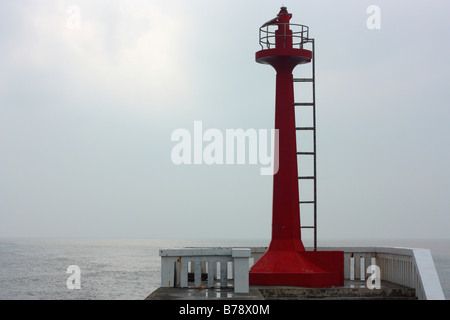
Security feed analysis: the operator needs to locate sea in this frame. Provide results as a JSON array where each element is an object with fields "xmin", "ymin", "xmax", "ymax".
[{"xmin": 0, "ymin": 238, "xmax": 449, "ymax": 300}]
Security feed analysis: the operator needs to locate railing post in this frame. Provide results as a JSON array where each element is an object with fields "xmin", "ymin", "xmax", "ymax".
[
  {"xmin": 349, "ymin": 254, "xmax": 355, "ymax": 281},
  {"xmin": 175, "ymin": 259, "xmax": 181, "ymax": 287},
  {"xmin": 232, "ymin": 248, "xmax": 251, "ymax": 294},
  {"xmin": 219, "ymin": 259, "xmax": 228, "ymax": 288},
  {"xmin": 360, "ymin": 256, "xmax": 365, "ymax": 280},
  {"xmin": 180, "ymin": 259, "xmax": 188, "ymax": 288},
  {"xmin": 160, "ymin": 251, "xmax": 175, "ymax": 288},
  {"xmin": 207, "ymin": 260, "xmax": 216, "ymax": 288},
  {"xmin": 194, "ymin": 259, "xmax": 202, "ymax": 287}
]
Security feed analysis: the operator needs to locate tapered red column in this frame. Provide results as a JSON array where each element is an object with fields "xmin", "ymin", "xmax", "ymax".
[{"xmin": 270, "ymin": 68, "xmax": 304, "ymax": 252}]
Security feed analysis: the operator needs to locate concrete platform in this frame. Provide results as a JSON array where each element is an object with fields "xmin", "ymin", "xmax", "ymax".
[
  {"xmin": 146, "ymin": 287, "xmax": 265, "ymax": 300},
  {"xmin": 146, "ymin": 280, "xmax": 416, "ymax": 300}
]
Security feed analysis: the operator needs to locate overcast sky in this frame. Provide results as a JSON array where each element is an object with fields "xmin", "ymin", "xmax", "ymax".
[{"xmin": 1, "ymin": 0, "xmax": 449, "ymax": 243}]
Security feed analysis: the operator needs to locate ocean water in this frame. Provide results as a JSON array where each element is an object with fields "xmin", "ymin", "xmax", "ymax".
[{"xmin": 0, "ymin": 238, "xmax": 448, "ymax": 300}]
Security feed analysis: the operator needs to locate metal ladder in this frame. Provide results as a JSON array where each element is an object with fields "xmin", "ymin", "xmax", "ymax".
[{"xmin": 294, "ymin": 39, "xmax": 317, "ymax": 251}]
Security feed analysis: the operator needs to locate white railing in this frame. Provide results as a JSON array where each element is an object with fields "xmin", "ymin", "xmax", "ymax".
[
  {"xmin": 250, "ymin": 246, "xmax": 445, "ymax": 300},
  {"xmin": 159, "ymin": 246, "xmax": 445, "ymax": 299},
  {"xmin": 159, "ymin": 248, "xmax": 251, "ymax": 294}
]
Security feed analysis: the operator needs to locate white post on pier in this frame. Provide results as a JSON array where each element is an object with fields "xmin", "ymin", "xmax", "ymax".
[
  {"xmin": 349, "ymin": 255, "xmax": 355, "ymax": 281},
  {"xmin": 232, "ymin": 248, "xmax": 251, "ymax": 293},
  {"xmin": 360, "ymin": 256, "xmax": 365, "ymax": 280}
]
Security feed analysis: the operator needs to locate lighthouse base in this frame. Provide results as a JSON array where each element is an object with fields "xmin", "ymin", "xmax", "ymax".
[{"xmin": 249, "ymin": 250, "xmax": 344, "ymax": 288}]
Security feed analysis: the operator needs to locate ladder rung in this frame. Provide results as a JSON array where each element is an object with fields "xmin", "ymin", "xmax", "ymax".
[
  {"xmin": 301, "ymin": 226, "xmax": 315, "ymax": 229},
  {"xmin": 300, "ymin": 201, "xmax": 315, "ymax": 204},
  {"xmin": 298, "ymin": 176, "xmax": 315, "ymax": 180},
  {"xmin": 295, "ymin": 127, "xmax": 315, "ymax": 130},
  {"xmin": 297, "ymin": 152, "xmax": 315, "ymax": 155},
  {"xmin": 294, "ymin": 102, "xmax": 314, "ymax": 106},
  {"xmin": 293, "ymin": 78, "xmax": 313, "ymax": 82}
]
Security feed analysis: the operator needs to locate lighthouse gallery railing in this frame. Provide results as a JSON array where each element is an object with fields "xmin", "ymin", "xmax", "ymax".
[{"xmin": 259, "ymin": 23, "xmax": 311, "ymax": 50}]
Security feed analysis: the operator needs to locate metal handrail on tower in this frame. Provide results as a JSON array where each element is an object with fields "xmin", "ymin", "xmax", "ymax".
[{"xmin": 259, "ymin": 23, "xmax": 311, "ymax": 50}]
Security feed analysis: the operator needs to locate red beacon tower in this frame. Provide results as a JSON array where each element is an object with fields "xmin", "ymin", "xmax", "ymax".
[{"xmin": 249, "ymin": 7, "xmax": 344, "ymax": 288}]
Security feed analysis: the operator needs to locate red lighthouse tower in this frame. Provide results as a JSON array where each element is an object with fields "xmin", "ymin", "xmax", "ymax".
[{"xmin": 249, "ymin": 7, "xmax": 344, "ymax": 288}]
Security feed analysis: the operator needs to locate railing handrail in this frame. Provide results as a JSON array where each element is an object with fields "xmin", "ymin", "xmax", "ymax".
[{"xmin": 259, "ymin": 23, "xmax": 311, "ymax": 50}]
